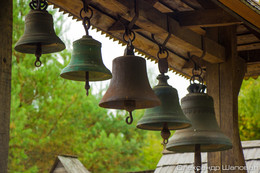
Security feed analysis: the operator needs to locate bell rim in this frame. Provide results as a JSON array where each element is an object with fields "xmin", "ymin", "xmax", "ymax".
[
  {"xmin": 60, "ymin": 70, "xmax": 112, "ymax": 81},
  {"xmin": 166, "ymin": 141, "xmax": 233, "ymax": 153},
  {"xmin": 136, "ymin": 121, "xmax": 191, "ymax": 131},
  {"xmin": 99, "ymin": 98, "xmax": 161, "ymax": 110},
  {"xmin": 166, "ymin": 129, "xmax": 233, "ymax": 152},
  {"xmin": 14, "ymin": 42, "xmax": 65, "ymax": 54}
]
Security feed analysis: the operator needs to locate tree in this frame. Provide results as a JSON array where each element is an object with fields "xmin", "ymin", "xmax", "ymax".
[{"xmin": 238, "ymin": 78, "xmax": 260, "ymax": 140}]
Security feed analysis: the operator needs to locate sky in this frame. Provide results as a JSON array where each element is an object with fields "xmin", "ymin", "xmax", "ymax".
[{"xmin": 63, "ymin": 18, "xmax": 190, "ymax": 100}]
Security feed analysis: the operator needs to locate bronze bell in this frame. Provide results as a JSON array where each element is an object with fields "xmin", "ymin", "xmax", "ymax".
[
  {"xmin": 166, "ymin": 84, "xmax": 232, "ymax": 152},
  {"xmin": 99, "ymin": 53, "xmax": 161, "ymax": 124},
  {"xmin": 15, "ymin": 10, "xmax": 65, "ymax": 65},
  {"xmin": 60, "ymin": 35, "xmax": 112, "ymax": 81},
  {"xmin": 137, "ymin": 74, "xmax": 191, "ymax": 134},
  {"xmin": 60, "ymin": 35, "xmax": 112, "ymax": 95}
]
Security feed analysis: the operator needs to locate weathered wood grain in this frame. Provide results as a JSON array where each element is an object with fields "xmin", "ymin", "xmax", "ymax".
[
  {"xmin": 206, "ymin": 26, "xmax": 246, "ymax": 173},
  {"xmin": 0, "ymin": 0, "xmax": 12, "ymax": 172},
  {"xmin": 172, "ymin": 9, "xmax": 242, "ymax": 27}
]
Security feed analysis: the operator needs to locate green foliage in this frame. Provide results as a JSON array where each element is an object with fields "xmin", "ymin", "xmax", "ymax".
[{"xmin": 238, "ymin": 78, "xmax": 260, "ymax": 140}]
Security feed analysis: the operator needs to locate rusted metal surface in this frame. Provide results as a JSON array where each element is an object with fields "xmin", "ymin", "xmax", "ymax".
[
  {"xmin": 15, "ymin": 0, "xmax": 65, "ymax": 67},
  {"xmin": 99, "ymin": 54, "xmax": 161, "ymax": 124}
]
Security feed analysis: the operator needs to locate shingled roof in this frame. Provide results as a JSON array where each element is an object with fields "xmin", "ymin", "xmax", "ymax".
[
  {"xmin": 50, "ymin": 155, "xmax": 91, "ymax": 173},
  {"xmin": 155, "ymin": 140, "xmax": 260, "ymax": 173}
]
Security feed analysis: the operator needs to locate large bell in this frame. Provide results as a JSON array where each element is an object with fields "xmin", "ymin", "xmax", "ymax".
[
  {"xmin": 99, "ymin": 54, "xmax": 161, "ymax": 124},
  {"xmin": 15, "ymin": 10, "xmax": 65, "ymax": 54},
  {"xmin": 60, "ymin": 35, "xmax": 112, "ymax": 81},
  {"xmin": 137, "ymin": 74, "xmax": 191, "ymax": 130},
  {"xmin": 166, "ymin": 85, "xmax": 232, "ymax": 152}
]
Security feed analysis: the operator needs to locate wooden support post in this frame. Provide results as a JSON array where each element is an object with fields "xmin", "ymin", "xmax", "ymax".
[
  {"xmin": 0, "ymin": 0, "xmax": 12, "ymax": 172},
  {"xmin": 206, "ymin": 26, "xmax": 247, "ymax": 172}
]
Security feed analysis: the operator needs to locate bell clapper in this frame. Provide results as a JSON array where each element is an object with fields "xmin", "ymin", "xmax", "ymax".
[
  {"xmin": 34, "ymin": 43, "xmax": 42, "ymax": 67},
  {"xmin": 126, "ymin": 111, "xmax": 133, "ymax": 125},
  {"xmin": 124, "ymin": 100, "xmax": 136, "ymax": 125},
  {"xmin": 161, "ymin": 123, "xmax": 171, "ymax": 145},
  {"xmin": 194, "ymin": 144, "xmax": 201, "ymax": 173},
  {"xmin": 85, "ymin": 71, "xmax": 90, "ymax": 96}
]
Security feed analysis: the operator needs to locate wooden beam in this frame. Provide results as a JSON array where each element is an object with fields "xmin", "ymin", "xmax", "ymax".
[
  {"xmin": 172, "ymin": 9, "xmax": 242, "ymax": 27},
  {"xmin": 206, "ymin": 26, "xmax": 246, "ymax": 173},
  {"xmin": 129, "ymin": 0, "xmax": 225, "ymax": 63},
  {"xmin": 211, "ymin": 0, "xmax": 260, "ymax": 33},
  {"xmin": 237, "ymin": 42, "xmax": 260, "ymax": 51},
  {"xmin": 49, "ymin": 0, "xmax": 225, "ymax": 64},
  {"xmin": 246, "ymin": 62, "xmax": 260, "ymax": 77},
  {"xmin": 237, "ymin": 33, "xmax": 259, "ymax": 45},
  {"xmin": 0, "ymin": 0, "xmax": 12, "ymax": 172}
]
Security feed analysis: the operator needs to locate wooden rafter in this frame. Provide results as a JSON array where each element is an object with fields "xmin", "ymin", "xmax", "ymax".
[
  {"xmin": 48, "ymin": 0, "xmax": 260, "ymax": 78},
  {"xmin": 172, "ymin": 9, "xmax": 242, "ymax": 27}
]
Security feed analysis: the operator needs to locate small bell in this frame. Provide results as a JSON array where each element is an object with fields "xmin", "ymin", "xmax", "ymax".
[
  {"xmin": 137, "ymin": 74, "xmax": 191, "ymax": 130},
  {"xmin": 137, "ymin": 74, "xmax": 191, "ymax": 144},
  {"xmin": 60, "ymin": 35, "xmax": 112, "ymax": 95},
  {"xmin": 15, "ymin": 9, "xmax": 65, "ymax": 67},
  {"xmin": 166, "ymin": 84, "xmax": 232, "ymax": 152},
  {"xmin": 99, "ymin": 47, "xmax": 161, "ymax": 124}
]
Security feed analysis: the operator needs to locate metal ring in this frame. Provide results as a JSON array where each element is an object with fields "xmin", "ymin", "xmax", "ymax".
[
  {"xmin": 29, "ymin": 0, "xmax": 48, "ymax": 10},
  {"xmin": 192, "ymin": 67, "xmax": 203, "ymax": 76},
  {"xmin": 80, "ymin": 7, "xmax": 93, "ymax": 20},
  {"xmin": 163, "ymin": 138, "xmax": 168, "ymax": 145},
  {"xmin": 123, "ymin": 31, "xmax": 136, "ymax": 43},
  {"xmin": 157, "ymin": 49, "xmax": 169, "ymax": 60},
  {"xmin": 190, "ymin": 75, "xmax": 204, "ymax": 85},
  {"xmin": 34, "ymin": 59, "xmax": 42, "ymax": 67}
]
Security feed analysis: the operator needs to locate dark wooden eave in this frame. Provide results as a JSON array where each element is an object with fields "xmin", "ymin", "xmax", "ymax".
[{"xmin": 48, "ymin": 0, "xmax": 260, "ymax": 79}]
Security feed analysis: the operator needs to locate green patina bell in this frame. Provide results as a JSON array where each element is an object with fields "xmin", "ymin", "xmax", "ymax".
[
  {"xmin": 137, "ymin": 74, "xmax": 191, "ymax": 130},
  {"xmin": 166, "ymin": 84, "xmax": 233, "ymax": 152},
  {"xmin": 60, "ymin": 35, "xmax": 112, "ymax": 81},
  {"xmin": 15, "ymin": 10, "xmax": 65, "ymax": 55},
  {"xmin": 137, "ymin": 74, "xmax": 191, "ymax": 144}
]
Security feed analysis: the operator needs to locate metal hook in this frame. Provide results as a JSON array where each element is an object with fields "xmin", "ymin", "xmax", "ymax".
[
  {"xmin": 200, "ymin": 36, "xmax": 206, "ymax": 59},
  {"xmin": 127, "ymin": 0, "xmax": 139, "ymax": 32},
  {"xmin": 81, "ymin": 0, "xmax": 90, "ymax": 12},
  {"xmin": 151, "ymin": 33, "xmax": 171, "ymax": 54},
  {"xmin": 126, "ymin": 111, "xmax": 133, "ymax": 125}
]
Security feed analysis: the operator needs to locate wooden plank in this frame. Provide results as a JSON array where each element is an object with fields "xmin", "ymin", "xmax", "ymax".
[
  {"xmin": 207, "ymin": 26, "xmax": 246, "ymax": 173},
  {"xmin": 211, "ymin": 0, "xmax": 260, "ymax": 33},
  {"xmin": 0, "ymin": 0, "xmax": 12, "ymax": 173},
  {"xmin": 49, "ymin": 0, "xmax": 225, "ymax": 64},
  {"xmin": 172, "ymin": 9, "xmax": 242, "ymax": 27},
  {"xmin": 160, "ymin": 0, "xmax": 193, "ymax": 11},
  {"xmin": 237, "ymin": 34, "xmax": 259, "ymax": 45},
  {"xmin": 245, "ymin": 62, "xmax": 260, "ymax": 77},
  {"xmin": 237, "ymin": 42, "xmax": 260, "ymax": 51},
  {"xmin": 152, "ymin": 1, "xmax": 173, "ymax": 13}
]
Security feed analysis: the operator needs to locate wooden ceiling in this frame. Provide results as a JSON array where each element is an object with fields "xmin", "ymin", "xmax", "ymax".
[{"xmin": 48, "ymin": 0, "xmax": 260, "ymax": 79}]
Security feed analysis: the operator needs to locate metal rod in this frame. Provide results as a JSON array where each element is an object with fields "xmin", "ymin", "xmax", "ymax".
[
  {"xmin": 85, "ymin": 71, "xmax": 90, "ymax": 96},
  {"xmin": 194, "ymin": 144, "xmax": 201, "ymax": 173}
]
